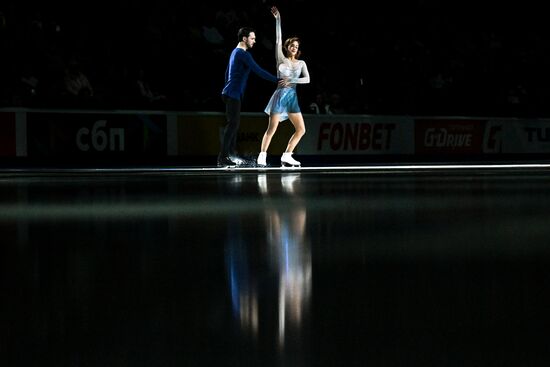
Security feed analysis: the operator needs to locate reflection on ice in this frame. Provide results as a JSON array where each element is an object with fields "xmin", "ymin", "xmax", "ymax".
[{"xmin": 226, "ymin": 172, "xmax": 311, "ymax": 352}]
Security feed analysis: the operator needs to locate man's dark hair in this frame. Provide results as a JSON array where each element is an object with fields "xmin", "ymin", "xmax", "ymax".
[{"xmin": 238, "ymin": 27, "xmax": 255, "ymax": 42}]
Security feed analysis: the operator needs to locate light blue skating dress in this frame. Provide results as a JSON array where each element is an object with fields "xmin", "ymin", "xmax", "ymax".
[{"xmin": 264, "ymin": 16, "xmax": 310, "ymax": 122}]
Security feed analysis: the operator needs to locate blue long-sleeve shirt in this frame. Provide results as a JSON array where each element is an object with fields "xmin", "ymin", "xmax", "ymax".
[{"xmin": 221, "ymin": 48, "xmax": 278, "ymax": 100}]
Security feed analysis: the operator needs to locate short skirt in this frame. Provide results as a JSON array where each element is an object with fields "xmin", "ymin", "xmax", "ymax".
[{"xmin": 264, "ymin": 87, "xmax": 301, "ymax": 121}]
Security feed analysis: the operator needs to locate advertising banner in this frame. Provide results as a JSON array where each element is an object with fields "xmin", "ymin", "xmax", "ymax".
[
  {"xmin": 501, "ymin": 119, "xmax": 550, "ymax": 154},
  {"xmin": 26, "ymin": 112, "xmax": 167, "ymax": 157},
  {"xmin": 6, "ymin": 108, "xmax": 550, "ymax": 165},
  {"xmin": 414, "ymin": 118, "xmax": 486, "ymax": 154},
  {"xmin": 300, "ymin": 115, "xmax": 414, "ymax": 155},
  {"xmin": 0, "ymin": 112, "xmax": 16, "ymax": 156},
  {"xmin": 176, "ymin": 113, "xmax": 293, "ymax": 155}
]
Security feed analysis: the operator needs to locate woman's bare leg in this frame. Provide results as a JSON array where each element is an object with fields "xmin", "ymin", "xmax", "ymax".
[
  {"xmin": 284, "ymin": 113, "xmax": 306, "ymax": 153},
  {"xmin": 261, "ymin": 114, "xmax": 282, "ymax": 152}
]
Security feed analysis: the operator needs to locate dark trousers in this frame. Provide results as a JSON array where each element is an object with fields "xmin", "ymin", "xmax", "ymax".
[{"xmin": 219, "ymin": 95, "xmax": 241, "ymax": 159}]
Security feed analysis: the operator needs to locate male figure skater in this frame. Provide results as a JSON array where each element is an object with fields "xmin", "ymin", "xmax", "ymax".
[{"xmin": 219, "ymin": 26, "xmax": 287, "ymax": 167}]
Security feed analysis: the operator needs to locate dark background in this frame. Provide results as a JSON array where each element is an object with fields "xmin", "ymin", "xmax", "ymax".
[{"xmin": 1, "ymin": 0, "xmax": 548, "ymax": 117}]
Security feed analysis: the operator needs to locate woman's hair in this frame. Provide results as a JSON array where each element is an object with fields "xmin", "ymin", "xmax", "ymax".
[
  {"xmin": 283, "ymin": 37, "xmax": 301, "ymax": 59},
  {"xmin": 238, "ymin": 27, "xmax": 255, "ymax": 42}
]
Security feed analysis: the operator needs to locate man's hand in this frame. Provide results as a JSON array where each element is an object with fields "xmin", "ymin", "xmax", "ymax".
[{"xmin": 278, "ymin": 78, "xmax": 289, "ymax": 87}]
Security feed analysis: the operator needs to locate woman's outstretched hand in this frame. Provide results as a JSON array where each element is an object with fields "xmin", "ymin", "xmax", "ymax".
[{"xmin": 271, "ymin": 6, "xmax": 280, "ymax": 18}]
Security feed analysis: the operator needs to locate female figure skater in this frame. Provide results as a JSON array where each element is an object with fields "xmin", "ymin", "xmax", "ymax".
[{"xmin": 257, "ymin": 6, "xmax": 310, "ymax": 167}]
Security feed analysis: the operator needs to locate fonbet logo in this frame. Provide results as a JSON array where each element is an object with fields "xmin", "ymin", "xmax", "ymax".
[{"xmin": 317, "ymin": 122, "xmax": 395, "ymax": 151}]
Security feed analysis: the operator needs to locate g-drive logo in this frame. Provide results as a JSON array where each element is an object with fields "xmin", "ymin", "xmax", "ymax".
[
  {"xmin": 415, "ymin": 119, "xmax": 484, "ymax": 154},
  {"xmin": 423, "ymin": 128, "xmax": 472, "ymax": 148}
]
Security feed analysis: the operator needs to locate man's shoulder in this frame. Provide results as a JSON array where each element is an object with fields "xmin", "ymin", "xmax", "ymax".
[
  {"xmin": 234, "ymin": 48, "xmax": 254, "ymax": 65},
  {"xmin": 233, "ymin": 48, "xmax": 248, "ymax": 56}
]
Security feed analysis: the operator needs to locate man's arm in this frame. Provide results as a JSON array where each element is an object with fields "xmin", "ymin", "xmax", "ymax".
[{"xmin": 241, "ymin": 51, "xmax": 278, "ymax": 83}]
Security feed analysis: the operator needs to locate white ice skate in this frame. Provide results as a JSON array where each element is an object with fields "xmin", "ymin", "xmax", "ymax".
[
  {"xmin": 281, "ymin": 152, "xmax": 301, "ymax": 168},
  {"xmin": 257, "ymin": 152, "xmax": 267, "ymax": 167}
]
